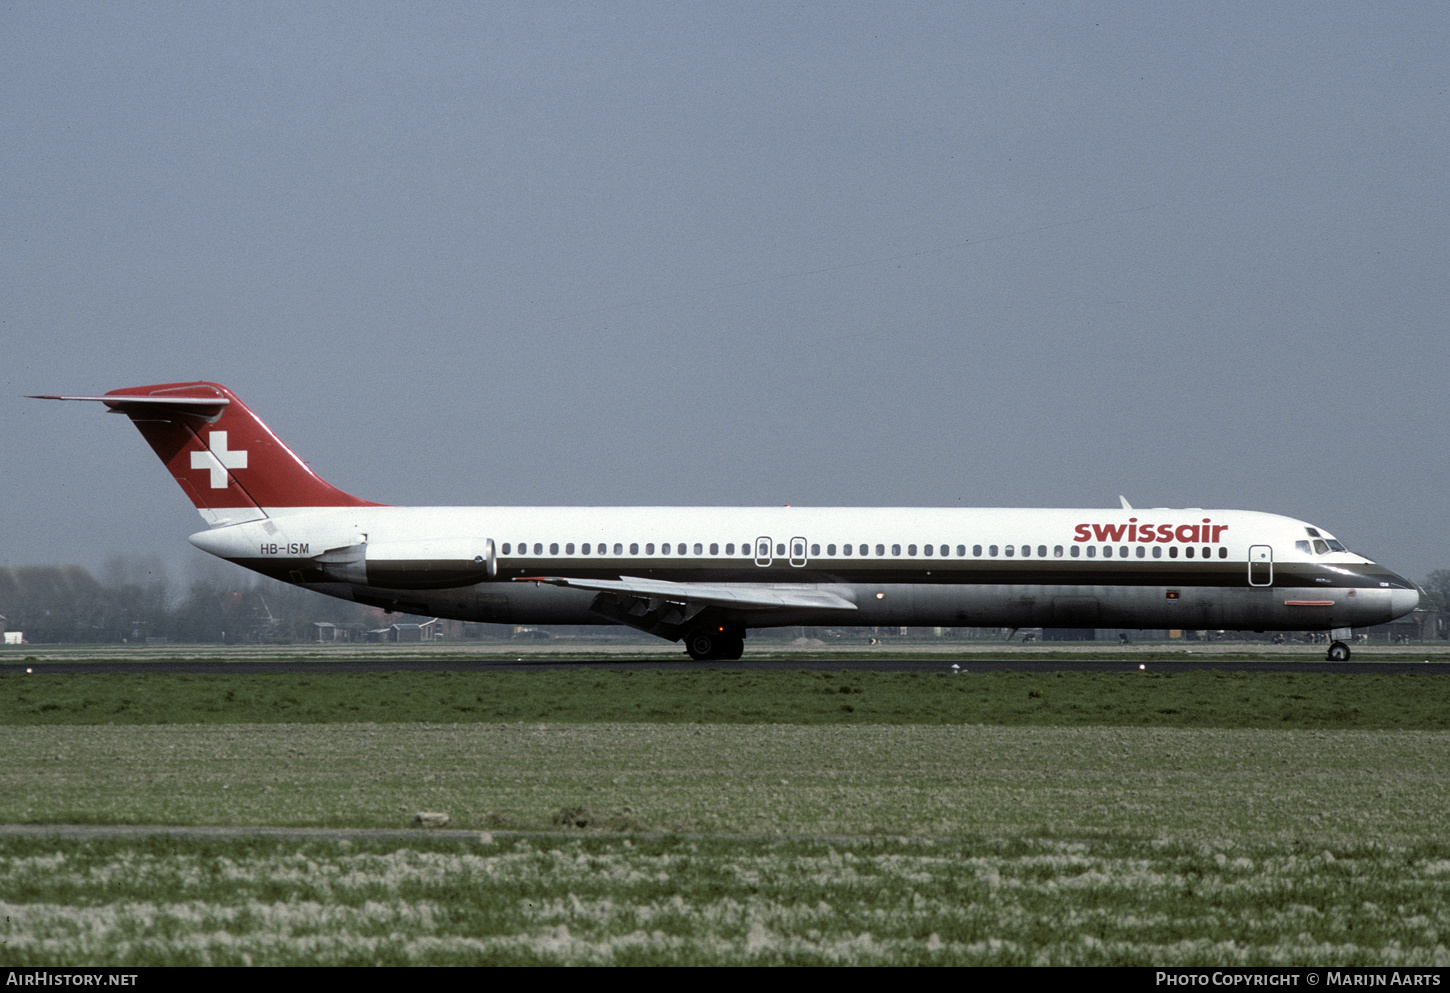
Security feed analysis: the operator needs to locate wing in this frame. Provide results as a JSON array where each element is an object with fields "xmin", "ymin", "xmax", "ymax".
[
  {"xmin": 515, "ymin": 574, "xmax": 857, "ymax": 640},
  {"xmin": 518, "ymin": 575, "xmax": 858, "ymax": 611}
]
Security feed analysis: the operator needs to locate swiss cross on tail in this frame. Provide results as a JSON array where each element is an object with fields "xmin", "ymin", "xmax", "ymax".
[
  {"xmin": 191, "ymin": 431, "xmax": 248, "ymax": 488},
  {"xmin": 30, "ymin": 382, "xmax": 381, "ymax": 524}
]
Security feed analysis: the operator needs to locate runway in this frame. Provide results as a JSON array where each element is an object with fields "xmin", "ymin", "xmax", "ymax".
[{"xmin": 7, "ymin": 657, "xmax": 1447, "ymax": 675}]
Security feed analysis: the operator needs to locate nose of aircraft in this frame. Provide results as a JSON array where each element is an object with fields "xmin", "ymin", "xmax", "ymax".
[{"xmin": 1390, "ymin": 585, "xmax": 1420, "ymax": 619}]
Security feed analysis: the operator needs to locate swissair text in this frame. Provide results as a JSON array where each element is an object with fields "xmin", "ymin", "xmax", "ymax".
[{"xmin": 1074, "ymin": 518, "xmax": 1229, "ymax": 544}]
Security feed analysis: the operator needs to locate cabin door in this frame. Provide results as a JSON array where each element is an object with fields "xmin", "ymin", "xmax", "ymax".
[{"xmin": 1248, "ymin": 545, "xmax": 1273, "ymax": 587}]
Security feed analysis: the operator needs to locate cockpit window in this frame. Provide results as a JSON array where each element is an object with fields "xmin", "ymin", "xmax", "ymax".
[
  {"xmin": 1296, "ymin": 540, "xmax": 1311, "ymax": 554},
  {"xmin": 1305, "ymin": 526, "xmax": 1349, "ymax": 554}
]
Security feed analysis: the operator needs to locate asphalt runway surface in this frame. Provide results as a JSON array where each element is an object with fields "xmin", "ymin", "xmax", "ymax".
[{"xmin": 7, "ymin": 657, "xmax": 1446, "ymax": 675}]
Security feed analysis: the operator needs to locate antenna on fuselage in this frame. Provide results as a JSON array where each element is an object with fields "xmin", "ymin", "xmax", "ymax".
[{"xmin": 1119, "ymin": 495, "xmax": 1133, "ymax": 510}]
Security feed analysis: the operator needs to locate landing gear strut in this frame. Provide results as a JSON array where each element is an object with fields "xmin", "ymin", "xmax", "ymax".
[
  {"xmin": 1326, "ymin": 641, "xmax": 1351, "ymax": 662},
  {"xmin": 684, "ymin": 627, "xmax": 745, "ymax": 661}
]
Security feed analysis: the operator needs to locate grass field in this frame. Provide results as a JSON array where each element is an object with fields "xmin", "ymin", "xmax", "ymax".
[
  {"xmin": 4, "ymin": 669, "xmax": 1450, "ymax": 728},
  {"xmin": 1, "ymin": 660, "xmax": 1448, "ymax": 965},
  {"xmin": 3, "ymin": 833, "xmax": 1449, "ymax": 966},
  {"xmin": 1, "ymin": 722, "xmax": 1447, "ymax": 841}
]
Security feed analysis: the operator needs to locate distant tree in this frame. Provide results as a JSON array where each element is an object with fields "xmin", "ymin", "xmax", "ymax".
[
  {"xmin": 1423, "ymin": 570, "xmax": 1450, "ymax": 615},
  {"xmin": 0, "ymin": 565, "xmax": 112, "ymax": 642}
]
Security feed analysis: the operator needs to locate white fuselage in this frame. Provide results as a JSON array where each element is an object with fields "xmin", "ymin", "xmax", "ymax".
[{"xmin": 189, "ymin": 505, "xmax": 1419, "ymax": 635}]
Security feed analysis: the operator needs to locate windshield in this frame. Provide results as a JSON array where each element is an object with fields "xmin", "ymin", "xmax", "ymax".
[{"xmin": 1300, "ymin": 529, "xmax": 1349, "ymax": 555}]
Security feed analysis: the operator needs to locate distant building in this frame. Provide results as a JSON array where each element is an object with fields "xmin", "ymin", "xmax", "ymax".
[{"xmin": 379, "ymin": 619, "xmax": 440, "ymax": 643}]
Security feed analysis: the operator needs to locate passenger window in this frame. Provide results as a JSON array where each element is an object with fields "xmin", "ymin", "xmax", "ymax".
[
  {"xmin": 1037, "ymin": 545, "xmax": 1046, "ymax": 558},
  {"xmin": 1006, "ymin": 545, "xmax": 1015, "ymax": 557},
  {"xmin": 811, "ymin": 543, "xmax": 820, "ymax": 556},
  {"xmin": 1071, "ymin": 545, "xmax": 1080, "ymax": 558},
  {"xmin": 891, "ymin": 544, "xmax": 901, "ymax": 556},
  {"xmin": 1053, "ymin": 546, "xmax": 1063, "ymax": 558},
  {"xmin": 1153, "ymin": 546, "xmax": 1162, "ymax": 559},
  {"xmin": 1135, "ymin": 546, "xmax": 1145, "ymax": 558},
  {"xmin": 1119, "ymin": 546, "xmax": 1128, "ymax": 558},
  {"xmin": 842, "ymin": 544, "xmax": 852, "ymax": 556},
  {"xmin": 534, "ymin": 543, "xmax": 543, "ymax": 555},
  {"xmin": 922, "ymin": 544, "xmax": 932, "ymax": 557},
  {"xmin": 695, "ymin": 543, "xmax": 704, "ymax": 555},
  {"xmin": 1019, "ymin": 545, "xmax": 1029, "ymax": 557},
  {"xmin": 876, "ymin": 545, "xmax": 885, "ymax": 556},
  {"xmin": 502, "ymin": 543, "xmax": 511, "ymax": 555},
  {"xmin": 827, "ymin": 544, "xmax": 836, "ymax": 556},
  {"xmin": 629, "ymin": 543, "xmax": 639, "ymax": 555},
  {"xmin": 614, "ymin": 543, "xmax": 624, "ymax": 555},
  {"xmin": 661, "ymin": 543, "xmax": 670, "ymax": 555},
  {"xmin": 957, "ymin": 545, "xmax": 966, "ymax": 557},
  {"xmin": 565, "ymin": 543, "xmax": 574, "ymax": 555},
  {"xmin": 1185, "ymin": 547, "xmax": 1194, "ymax": 558},
  {"xmin": 549, "ymin": 543, "xmax": 558, "ymax": 555},
  {"xmin": 646, "ymin": 543, "xmax": 655, "ymax": 554},
  {"xmin": 1087, "ymin": 546, "xmax": 1096, "ymax": 558},
  {"xmin": 582, "ymin": 543, "xmax": 590, "ymax": 555},
  {"xmin": 989, "ymin": 545, "xmax": 998, "ymax": 556},
  {"xmin": 911, "ymin": 544, "xmax": 920, "ymax": 556},
  {"xmin": 1169, "ymin": 546, "xmax": 1178, "ymax": 559},
  {"xmin": 973, "ymin": 545, "xmax": 982, "ymax": 556},
  {"xmin": 776, "ymin": 543, "xmax": 786, "ymax": 556},
  {"xmin": 1218, "ymin": 547, "xmax": 1227, "ymax": 559},
  {"xmin": 708, "ymin": 543, "xmax": 717, "ymax": 555},
  {"xmin": 725, "ymin": 543, "xmax": 734, "ymax": 555}
]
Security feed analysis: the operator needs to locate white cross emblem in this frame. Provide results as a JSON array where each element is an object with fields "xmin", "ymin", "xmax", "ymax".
[{"xmin": 190, "ymin": 431, "xmax": 247, "ymax": 489}]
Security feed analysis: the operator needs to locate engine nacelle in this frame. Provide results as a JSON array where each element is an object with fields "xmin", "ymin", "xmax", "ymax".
[{"xmin": 315, "ymin": 537, "xmax": 496, "ymax": 589}]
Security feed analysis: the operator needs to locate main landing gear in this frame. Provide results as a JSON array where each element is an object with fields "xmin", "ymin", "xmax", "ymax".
[{"xmin": 684, "ymin": 626, "xmax": 745, "ymax": 661}]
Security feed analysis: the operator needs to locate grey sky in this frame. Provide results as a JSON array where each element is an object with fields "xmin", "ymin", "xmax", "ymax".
[{"xmin": 3, "ymin": 2, "xmax": 1446, "ymax": 584}]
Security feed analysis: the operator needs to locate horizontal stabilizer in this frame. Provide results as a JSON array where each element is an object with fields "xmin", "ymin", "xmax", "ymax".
[{"xmin": 28, "ymin": 394, "xmax": 230, "ymax": 409}]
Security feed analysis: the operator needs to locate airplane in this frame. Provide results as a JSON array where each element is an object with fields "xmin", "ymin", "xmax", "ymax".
[{"xmin": 34, "ymin": 381, "xmax": 1419, "ymax": 661}]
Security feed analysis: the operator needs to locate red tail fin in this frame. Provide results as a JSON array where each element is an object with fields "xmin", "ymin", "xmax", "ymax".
[{"xmin": 37, "ymin": 382, "xmax": 379, "ymax": 522}]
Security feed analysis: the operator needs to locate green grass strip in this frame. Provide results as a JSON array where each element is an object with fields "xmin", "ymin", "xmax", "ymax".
[
  {"xmin": 2, "ymin": 670, "xmax": 1450, "ymax": 729},
  {"xmin": 3, "ymin": 723, "xmax": 1444, "ymax": 840}
]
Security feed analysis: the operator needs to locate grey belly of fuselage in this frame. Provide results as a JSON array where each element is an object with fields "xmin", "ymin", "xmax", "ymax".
[{"xmin": 309, "ymin": 580, "xmax": 1395, "ymax": 634}]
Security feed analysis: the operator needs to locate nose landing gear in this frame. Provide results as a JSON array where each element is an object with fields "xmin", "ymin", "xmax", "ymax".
[
  {"xmin": 684, "ymin": 626, "xmax": 745, "ymax": 661},
  {"xmin": 1326, "ymin": 641, "xmax": 1351, "ymax": 662}
]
